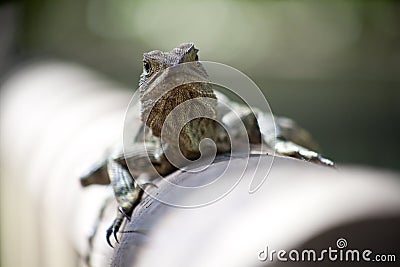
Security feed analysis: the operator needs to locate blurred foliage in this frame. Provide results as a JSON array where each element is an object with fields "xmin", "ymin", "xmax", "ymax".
[{"xmin": 2, "ymin": 0, "xmax": 400, "ymax": 169}]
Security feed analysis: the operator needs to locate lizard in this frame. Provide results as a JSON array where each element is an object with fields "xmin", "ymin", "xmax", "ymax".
[{"xmin": 80, "ymin": 43, "xmax": 334, "ymax": 249}]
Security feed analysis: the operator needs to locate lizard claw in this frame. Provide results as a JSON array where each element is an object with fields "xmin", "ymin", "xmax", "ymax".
[
  {"xmin": 106, "ymin": 221, "xmax": 121, "ymax": 247},
  {"xmin": 105, "ymin": 212, "xmax": 124, "ymax": 248},
  {"xmin": 114, "ymin": 228, "xmax": 120, "ymax": 244},
  {"xmin": 106, "ymin": 226, "xmax": 114, "ymax": 248},
  {"xmin": 315, "ymin": 154, "xmax": 335, "ymax": 167},
  {"xmin": 275, "ymin": 140, "xmax": 335, "ymax": 167},
  {"xmin": 118, "ymin": 206, "xmax": 131, "ymax": 221}
]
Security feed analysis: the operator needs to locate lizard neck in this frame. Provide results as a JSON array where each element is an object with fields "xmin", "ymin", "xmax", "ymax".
[{"xmin": 142, "ymin": 85, "xmax": 218, "ymax": 157}]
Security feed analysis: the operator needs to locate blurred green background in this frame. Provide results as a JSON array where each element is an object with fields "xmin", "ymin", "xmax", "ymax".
[{"xmin": 1, "ymin": 0, "xmax": 399, "ymax": 170}]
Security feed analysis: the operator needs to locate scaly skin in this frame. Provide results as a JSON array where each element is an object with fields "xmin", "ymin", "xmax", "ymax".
[{"xmin": 80, "ymin": 43, "xmax": 334, "ymax": 252}]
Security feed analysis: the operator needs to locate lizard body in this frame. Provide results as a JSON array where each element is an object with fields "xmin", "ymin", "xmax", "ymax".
[{"xmin": 80, "ymin": 43, "xmax": 334, "ymax": 250}]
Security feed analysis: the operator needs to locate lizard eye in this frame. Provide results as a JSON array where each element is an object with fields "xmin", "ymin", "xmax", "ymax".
[{"xmin": 143, "ymin": 61, "xmax": 151, "ymax": 74}]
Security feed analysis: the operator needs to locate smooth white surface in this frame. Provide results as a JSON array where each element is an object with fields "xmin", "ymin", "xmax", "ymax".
[
  {"xmin": 1, "ymin": 62, "xmax": 132, "ymax": 267},
  {"xmin": 134, "ymin": 163, "xmax": 400, "ymax": 267}
]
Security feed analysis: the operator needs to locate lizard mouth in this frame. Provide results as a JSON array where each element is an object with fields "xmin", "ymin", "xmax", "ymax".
[{"xmin": 139, "ymin": 62, "xmax": 217, "ymax": 138}]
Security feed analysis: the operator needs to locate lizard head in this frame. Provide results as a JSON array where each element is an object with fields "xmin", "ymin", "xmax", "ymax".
[
  {"xmin": 138, "ymin": 43, "xmax": 218, "ymax": 153},
  {"xmin": 139, "ymin": 43, "xmax": 199, "ymax": 87}
]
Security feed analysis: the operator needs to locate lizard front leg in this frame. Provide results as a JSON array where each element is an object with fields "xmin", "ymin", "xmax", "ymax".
[
  {"xmin": 105, "ymin": 140, "xmax": 169, "ymax": 247},
  {"xmin": 106, "ymin": 159, "xmax": 142, "ymax": 247}
]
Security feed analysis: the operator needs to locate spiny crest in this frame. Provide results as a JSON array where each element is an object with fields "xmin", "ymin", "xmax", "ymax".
[{"xmin": 144, "ymin": 43, "xmax": 198, "ymax": 66}]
